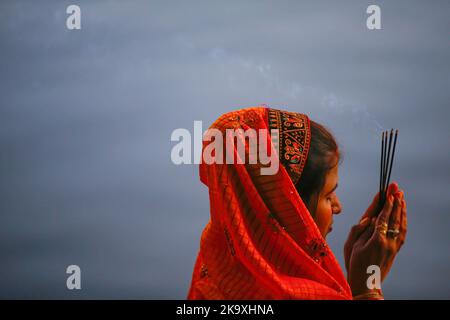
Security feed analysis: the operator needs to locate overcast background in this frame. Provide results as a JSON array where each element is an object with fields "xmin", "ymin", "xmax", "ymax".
[{"xmin": 1, "ymin": 0, "xmax": 449, "ymax": 299}]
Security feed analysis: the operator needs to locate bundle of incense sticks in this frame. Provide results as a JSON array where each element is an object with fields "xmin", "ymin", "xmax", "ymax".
[{"xmin": 378, "ymin": 129, "xmax": 398, "ymax": 212}]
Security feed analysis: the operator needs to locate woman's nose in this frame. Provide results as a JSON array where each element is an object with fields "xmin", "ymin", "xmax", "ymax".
[{"xmin": 333, "ymin": 198, "xmax": 342, "ymax": 215}]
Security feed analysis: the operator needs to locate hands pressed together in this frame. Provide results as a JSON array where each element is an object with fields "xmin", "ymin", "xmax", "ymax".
[{"xmin": 344, "ymin": 183, "xmax": 408, "ymax": 298}]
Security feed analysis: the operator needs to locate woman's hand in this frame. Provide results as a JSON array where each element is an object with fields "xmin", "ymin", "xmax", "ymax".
[{"xmin": 344, "ymin": 183, "xmax": 408, "ymax": 296}]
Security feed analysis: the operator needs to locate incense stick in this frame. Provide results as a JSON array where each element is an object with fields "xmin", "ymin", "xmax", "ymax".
[
  {"xmin": 379, "ymin": 131, "xmax": 384, "ymax": 196},
  {"xmin": 385, "ymin": 129, "xmax": 398, "ymax": 194},
  {"xmin": 378, "ymin": 129, "xmax": 399, "ymax": 212}
]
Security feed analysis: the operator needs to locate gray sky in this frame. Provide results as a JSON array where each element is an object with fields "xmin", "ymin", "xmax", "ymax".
[{"xmin": 0, "ymin": 0, "xmax": 449, "ymax": 298}]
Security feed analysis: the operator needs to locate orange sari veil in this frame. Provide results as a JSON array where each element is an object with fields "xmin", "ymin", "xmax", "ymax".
[{"xmin": 187, "ymin": 106, "xmax": 352, "ymax": 299}]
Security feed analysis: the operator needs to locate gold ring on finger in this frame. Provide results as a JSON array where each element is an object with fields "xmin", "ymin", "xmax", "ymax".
[
  {"xmin": 387, "ymin": 229, "xmax": 400, "ymax": 239},
  {"xmin": 377, "ymin": 222, "xmax": 388, "ymax": 236}
]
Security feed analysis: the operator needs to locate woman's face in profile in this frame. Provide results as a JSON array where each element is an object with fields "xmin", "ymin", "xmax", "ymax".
[{"xmin": 313, "ymin": 165, "xmax": 342, "ymax": 238}]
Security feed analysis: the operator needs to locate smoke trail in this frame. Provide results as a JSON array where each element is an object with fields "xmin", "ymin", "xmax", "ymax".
[
  {"xmin": 174, "ymin": 41, "xmax": 386, "ymax": 136},
  {"xmin": 209, "ymin": 48, "xmax": 384, "ymax": 136}
]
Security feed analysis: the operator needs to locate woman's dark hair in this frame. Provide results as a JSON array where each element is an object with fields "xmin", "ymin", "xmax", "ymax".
[{"xmin": 295, "ymin": 120, "xmax": 340, "ymax": 217}]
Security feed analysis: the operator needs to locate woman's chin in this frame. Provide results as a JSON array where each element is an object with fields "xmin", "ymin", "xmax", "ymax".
[{"xmin": 325, "ymin": 226, "xmax": 333, "ymax": 237}]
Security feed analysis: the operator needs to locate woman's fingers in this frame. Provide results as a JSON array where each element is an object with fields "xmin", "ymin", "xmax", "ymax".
[
  {"xmin": 344, "ymin": 217, "xmax": 371, "ymax": 269},
  {"xmin": 387, "ymin": 192, "xmax": 403, "ymax": 241},
  {"xmin": 360, "ymin": 193, "xmax": 380, "ymax": 222},
  {"xmin": 373, "ymin": 194, "xmax": 394, "ymax": 240},
  {"xmin": 397, "ymin": 199, "xmax": 408, "ymax": 248},
  {"xmin": 346, "ymin": 218, "xmax": 371, "ymax": 247},
  {"xmin": 385, "ymin": 183, "xmax": 399, "ymax": 201},
  {"xmin": 360, "ymin": 183, "xmax": 399, "ymax": 222},
  {"xmin": 359, "ymin": 217, "xmax": 376, "ymax": 245}
]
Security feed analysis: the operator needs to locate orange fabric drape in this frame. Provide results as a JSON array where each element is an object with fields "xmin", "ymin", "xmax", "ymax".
[{"xmin": 187, "ymin": 106, "xmax": 352, "ymax": 299}]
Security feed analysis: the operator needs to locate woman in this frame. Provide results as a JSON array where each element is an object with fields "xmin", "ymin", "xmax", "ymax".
[{"xmin": 187, "ymin": 106, "xmax": 407, "ymax": 300}]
